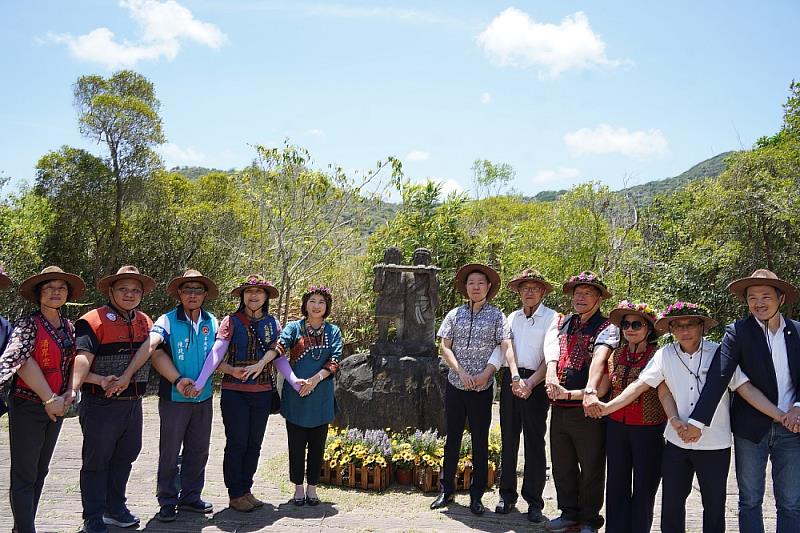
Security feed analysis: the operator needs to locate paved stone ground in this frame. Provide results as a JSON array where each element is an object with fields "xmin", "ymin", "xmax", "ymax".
[{"xmin": 0, "ymin": 397, "xmax": 774, "ymax": 532}]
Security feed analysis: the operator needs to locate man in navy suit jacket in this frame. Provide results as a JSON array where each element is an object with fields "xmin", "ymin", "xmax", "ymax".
[{"xmin": 687, "ymin": 269, "xmax": 800, "ymax": 533}]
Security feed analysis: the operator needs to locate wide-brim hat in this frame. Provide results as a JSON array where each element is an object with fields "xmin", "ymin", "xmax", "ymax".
[
  {"xmin": 19, "ymin": 266, "xmax": 86, "ymax": 304},
  {"xmin": 608, "ymin": 300, "xmax": 658, "ymax": 330},
  {"xmin": 166, "ymin": 269, "xmax": 219, "ymax": 299},
  {"xmin": 507, "ymin": 268, "xmax": 554, "ymax": 295},
  {"xmin": 97, "ymin": 265, "xmax": 156, "ymax": 296},
  {"xmin": 654, "ymin": 301, "xmax": 718, "ymax": 335},
  {"xmin": 727, "ymin": 269, "xmax": 799, "ymax": 305},
  {"xmin": 0, "ymin": 266, "xmax": 10, "ymax": 290},
  {"xmin": 455, "ymin": 263, "xmax": 501, "ymax": 300},
  {"xmin": 562, "ymin": 271, "xmax": 613, "ymax": 299},
  {"xmin": 230, "ymin": 274, "xmax": 279, "ymax": 299}
]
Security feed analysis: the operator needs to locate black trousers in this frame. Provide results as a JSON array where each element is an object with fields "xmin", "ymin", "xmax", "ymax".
[
  {"xmin": 79, "ymin": 394, "xmax": 143, "ymax": 521},
  {"xmin": 498, "ymin": 368, "xmax": 549, "ymax": 511},
  {"xmin": 549, "ymin": 405, "xmax": 606, "ymax": 529},
  {"xmin": 442, "ymin": 382, "xmax": 493, "ymax": 500},
  {"xmin": 286, "ymin": 420, "xmax": 328, "ymax": 485},
  {"xmin": 8, "ymin": 395, "xmax": 63, "ymax": 533},
  {"xmin": 605, "ymin": 418, "xmax": 665, "ymax": 533},
  {"xmin": 220, "ymin": 389, "xmax": 270, "ymax": 498},
  {"xmin": 660, "ymin": 442, "xmax": 730, "ymax": 533},
  {"xmin": 156, "ymin": 398, "xmax": 213, "ymax": 507}
]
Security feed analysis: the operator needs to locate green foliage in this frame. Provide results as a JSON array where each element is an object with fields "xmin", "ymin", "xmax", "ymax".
[{"xmin": 471, "ymin": 159, "xmax": 515, "ymax": 199}]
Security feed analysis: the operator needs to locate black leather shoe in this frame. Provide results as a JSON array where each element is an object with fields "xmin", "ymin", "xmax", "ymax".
[
  {"xmin": 430, "ymin": 492, "xmax": 454, "ymax": 510},
  {"xmin": 292, "ymin": 496, "xmax": 306, "ymax": 506},
  {"xmin": 156, "ymin": 505, "xmax": 177, "ymax": 522},
  {"xmin": 527, "ymin": 507, "xmax": 547, "ymax": 523},
  {"xmin": 494, "ymin": 497, "xmax": 516, "ymax": 514},
  {"xmin": 178, "ymin": 500, "xmax": 213, "ymax": 514},
  {"xmin": 469, "ymin": 499, "xmax": 486, "ymax": 515},
  {"xmin": 305, "ymin": 496, "xmax": 321, "ymax": 506}
]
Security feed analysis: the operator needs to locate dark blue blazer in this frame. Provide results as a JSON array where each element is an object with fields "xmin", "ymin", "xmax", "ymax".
[{"xmin": 690, "ymin": 315, "xmax": 800, "ymax": 443}]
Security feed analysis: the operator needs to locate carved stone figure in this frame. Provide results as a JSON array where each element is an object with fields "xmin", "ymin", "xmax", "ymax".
[
  {"xmin": 403, "ymin": 248, "xmax": 439, "ymax": 344},
  {"xmin": 373, "ymin": 247, "xmax": 405, "ymax": 342}
]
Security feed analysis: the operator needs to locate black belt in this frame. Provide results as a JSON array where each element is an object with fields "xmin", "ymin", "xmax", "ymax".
[{"xmin": 516, "ymin": 367, "xmax": 536, "ymax": 378}]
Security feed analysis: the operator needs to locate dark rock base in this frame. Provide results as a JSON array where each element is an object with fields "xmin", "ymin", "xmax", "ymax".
[{"xmin": 334, "ymin": 350, "xmax": 448, "ymax": 433}]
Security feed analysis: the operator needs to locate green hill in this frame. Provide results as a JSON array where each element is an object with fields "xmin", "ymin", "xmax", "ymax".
[{"xmin": 532, "ymin": 151, "xmax": 734, "ymax": 203}]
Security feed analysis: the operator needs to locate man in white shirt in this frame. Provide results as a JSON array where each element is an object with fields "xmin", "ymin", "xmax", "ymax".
[
  {"xmin": 599, "ymin": 302, "xmax": 784, "ymax": 533},
  {"xmin": 490, "ymin": 269, "xmax": 559, "ymax": 523},
  {"xmin": 687, "ymin": 270, "xmax": 800, "ymax": 533}
]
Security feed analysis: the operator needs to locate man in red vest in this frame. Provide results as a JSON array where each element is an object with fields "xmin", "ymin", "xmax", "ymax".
[{"xmin": 71, "ymin": 266, "xmax": 155, "ymax": 533}]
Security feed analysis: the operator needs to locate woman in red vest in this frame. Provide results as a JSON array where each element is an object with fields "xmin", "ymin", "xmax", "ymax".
[{"xmin": 0, "ymin": 266, "xmax": 85, "ymax": 533}]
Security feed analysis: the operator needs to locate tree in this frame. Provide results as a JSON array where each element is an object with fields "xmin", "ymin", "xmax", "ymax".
[
  {"xmin": 73, "ymin": 70, "xmax": 165, "ymax": 266},
  {"xmin": 471, "ymin": 159, "xmax": 515, "ymax": 199}
]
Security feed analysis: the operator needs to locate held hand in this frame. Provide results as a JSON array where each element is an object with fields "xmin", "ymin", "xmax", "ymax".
[
  {"xmin": 299, "ymin": 377, "xmax": 318, "ymax": 397},
  {"xmin": 782, "ymin": 406, "xmax": 800, "ymax": 433},
  {"xmin": 99, "ymin": 375, "xmax": 119, "ymax": 392},
  {"xmin": 545, "ymin": 375, "xmax": 560, "ymax": 400},
  {"xmin": 230, "ymin": 367, "xmax": 248, "ymax": 381},
  {"xmin": 472, "ymin": 373, "xmax": 490, "ymax": 390},
  {"xmin": 548, "ymin": 383, "xmax": 569, "ymax": 401},
  {"xmin": 176, "ymin": 378, "xmax": 197, "ymax": 398},
  {"xmin": 595, "ymin": 401, "xmax": 609, "ymax": 417},
  {"xmin": 61, "ymin": 389, "xmax": 77, "ymax": 408},
  {"xmin": 458, "ymin": 370, "xmax": 475, "ymax": 391},
  {"xmin": 108, "ymin": 373, "xmax": 131, "ymax": 397},
  {"xmin": 679, "ymin": 423, "xmax": 702, "ymax": 443},
  {"xmin": 583, "ymin": 394, "xmax": 602, "ymax": 418},
  {"xmin": 44, "ymin": 396, "xmax": 65, "ymax": 421},
  {"xmin": 241, "ymin": 359, "xmax": 267, "ymax": 382},
  {"xmin": 294, "ymin": 378, "xmax": 309, "ymax": 395}
]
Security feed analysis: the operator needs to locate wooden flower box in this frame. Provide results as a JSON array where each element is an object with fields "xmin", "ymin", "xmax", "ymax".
[
  {"xmin": 320, "ymin": 463, "xmax": 389, "ymax": 492},
  {"xmin": 415, "ymin": 466, "xmax": 441, "ymax": 493},
  {"xmin": 455, "ymin": 465, "xmax": 496, "ymax": 490}
]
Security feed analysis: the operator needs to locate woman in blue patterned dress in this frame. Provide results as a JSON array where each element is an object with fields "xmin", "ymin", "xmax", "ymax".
[{"xmin": 275, "ymin": 285, "xmax": 342, "ymax": 506}]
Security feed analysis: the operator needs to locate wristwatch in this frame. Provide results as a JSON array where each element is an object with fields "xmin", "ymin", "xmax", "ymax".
[
  {"xmin": 511, "ymin": 375, "xmax": 521, "ymax": 383},
  {"xmin": 584, "ymin": 387, "xmax": 597, "ymax": 396}
]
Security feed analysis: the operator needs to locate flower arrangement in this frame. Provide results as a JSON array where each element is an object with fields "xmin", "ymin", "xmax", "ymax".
[
  {"xmin": 324, "ymin": 427, "xmax": 391, "ymax": 470},
  {"xmin": 569, "ymin": 271, "xmax": 607, "ymax": 288},
  {"xmin": 391, "ymin": 429, "xmax": 444, "ymax": 471},
  {"xmin": 488, "ymin": 424, "xmax": 502, "ymax": 470},
  {"xmin": 242, "ymin": 274, "xmax": 274, "ymax": 287},
  {"xmin": 616, "ymin": 300, "xmax": 658, "ymax": 321},
  {"xmin": 659, "ymin": 301, "xmax": 709, "ymax": 319}
]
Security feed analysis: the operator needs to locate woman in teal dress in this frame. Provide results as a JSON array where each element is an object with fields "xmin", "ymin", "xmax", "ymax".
[{"xmin": 275, "ymin": 285, "xmax": 341, "ymax": 506}]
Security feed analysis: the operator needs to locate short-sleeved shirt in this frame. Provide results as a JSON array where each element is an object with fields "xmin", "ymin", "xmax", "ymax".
[
  {"xmin": 493, "ymin": 304, "xmax": 560, "ymax": 371},
  {"xmin": 639, "ymin": 339, "xmax": 749, "ymax": 450},
  {"xmin": 437, "ymin": 303, "xmax": 509, "ymax": 391}
]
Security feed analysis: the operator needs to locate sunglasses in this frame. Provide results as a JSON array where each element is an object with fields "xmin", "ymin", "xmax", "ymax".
[{"xmin": 621, "ymin": 320, "xmax": 645, "ymax": 331}]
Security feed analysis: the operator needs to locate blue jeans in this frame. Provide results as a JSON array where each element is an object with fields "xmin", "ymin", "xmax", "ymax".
[{"xmin": 734, "ymin": 423, "xmax": 800, "ymax": 533}]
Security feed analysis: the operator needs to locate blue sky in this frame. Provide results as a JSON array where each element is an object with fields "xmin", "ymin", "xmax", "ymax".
[{"xmin": 1, "ymin": 1, "xmax": 798, "ymax": 198}]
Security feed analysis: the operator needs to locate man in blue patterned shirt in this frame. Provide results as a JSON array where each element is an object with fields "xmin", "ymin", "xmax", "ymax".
[{"xmin": 430, "ymin": 263, "xmax": 511, "ymax": 516}]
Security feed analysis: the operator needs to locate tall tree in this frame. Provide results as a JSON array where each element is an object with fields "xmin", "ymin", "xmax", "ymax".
[
  {"xmin": 471, "ymin": 159, "xmax": 515, "ymax": 199},
  {"xmin": 73, "ymin": 70, "xmax": 165, "ymax": 266}
]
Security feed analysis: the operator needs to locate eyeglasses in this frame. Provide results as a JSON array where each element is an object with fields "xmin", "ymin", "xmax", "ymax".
[
  {"xmin": 180, "ymin": 286, "xmax": 206, "ymax": 295},
  {"xmin": 670, "ymin": 321, "xmax": 703, "ymax": 331},
  {"xmin": 519, "ymin": 286, "xmax": 543, "ymax": 294},
  {"xmin": 620, "ymin": 320, "xmax": 645, "ymax": 331}
]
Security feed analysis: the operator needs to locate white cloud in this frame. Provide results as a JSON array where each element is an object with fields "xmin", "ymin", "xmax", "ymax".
[
  {"xmin": 159, "ymin": 142, "xmax": 206, "ymax": 165},
  {"xmin": 533, "ymin": 167, "xmax": 581, "ymax": 185},
  {"xmin": 477, "ymin": 8, "xmax": 626, "ymax": 79},
  {"xmin": 405, "ymin": 150, "xmax": 430, "ymax": 162},
  {"xmin": 438, "ymin": 178, "xmax": 464, "ymax": 196},
  {"xmin": 480, "ymin": 92, "xmax": 492, "ymax": 104},
  {"xmin": 564, "ymin": 124, "xmax": 669, "ymax": 158},
  {"xmin": 47, "ymin": 0, "xmax": 225, "ymax": 69}
]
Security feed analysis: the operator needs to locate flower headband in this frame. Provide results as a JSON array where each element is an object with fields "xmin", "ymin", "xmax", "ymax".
[
  {"xmin": 0, "ymin": 264, "xmax": 6, "ymax": 276},
  {"xmin": 243, "ymin": 274, "xmax": 274, "ymax": 287},
  {"xmin": 305, "ymin": 284, "xmax": 332, "ymax": 297}
]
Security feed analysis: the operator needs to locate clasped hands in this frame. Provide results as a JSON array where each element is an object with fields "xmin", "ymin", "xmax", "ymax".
[{"xmin": 457, "ymin": 369, "xmax": 491, "ymax": 391}]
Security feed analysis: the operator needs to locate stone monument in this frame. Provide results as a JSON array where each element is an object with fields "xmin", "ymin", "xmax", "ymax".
[{"xmin": 335, "ymin": 247, "xmax": 448, "ymax": 432}]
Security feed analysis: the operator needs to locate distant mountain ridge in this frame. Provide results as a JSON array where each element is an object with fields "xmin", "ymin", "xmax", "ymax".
[{"xmin": 532, "ymin": 151, "xmax": 735, "ymax": 203}]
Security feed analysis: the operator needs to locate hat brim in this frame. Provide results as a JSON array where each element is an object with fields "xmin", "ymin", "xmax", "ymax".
[
  {"xmin": 507, "ymin": 277, "xmax": 554, "ymax": 295},
  {"xmin": 654, "ymin": 315, "xmax": 719, "ymax": 335},
  {"xmin": 0, "ymin": 274, "xmax": 10, "ymax": 290},
  {"xmin": 562, "ymin": 280, "xmax": 613, "ymax": 300},
  {"xmin": 231, "ymin": 284, "xmax": 279, "ymax": 299},
  {"xmin": 608, "ymin": 308, "xmax": 657, "ymax": 329},
  {"xmin": 727, "ymin": 277, "xmax": 799, "ymax": 305},
  {"xmin": 455, "ymin": 263, "xmax": 501, "ymax": 300},
  {"xmin": 19, "ymin": 272, "xmax": 86, "ymax": 304},
  {"xmin": 97, "ymin": 273, "xmax": 156, "ymax": 296},
  {"xmin": 167, "ymin": 276, "xmax": 219, "ymax": 299}
]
